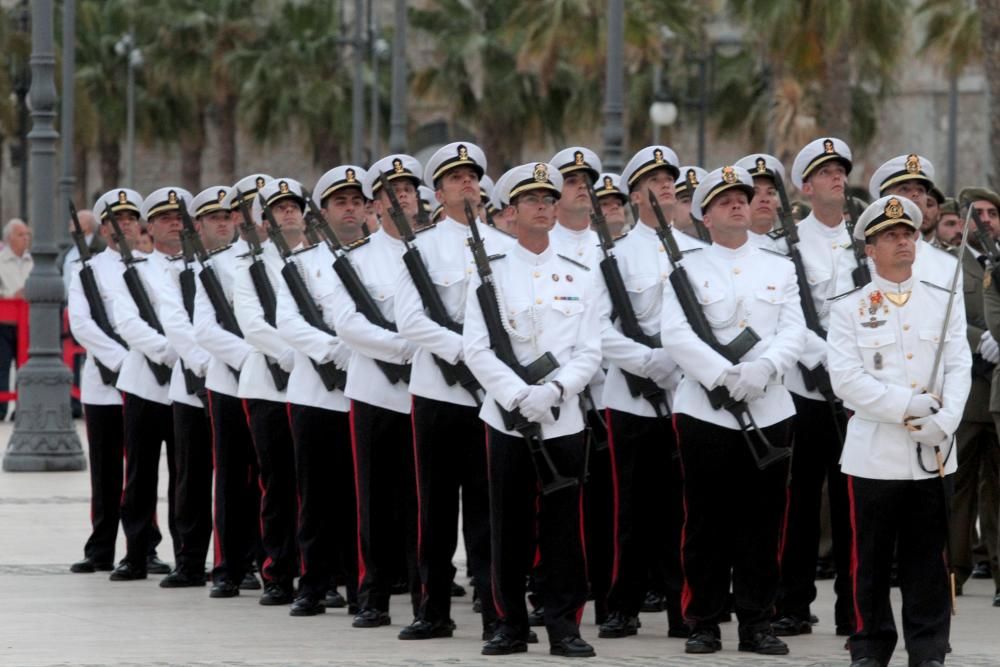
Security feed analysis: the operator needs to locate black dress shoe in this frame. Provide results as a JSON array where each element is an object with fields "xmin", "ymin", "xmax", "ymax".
[
  {"xmin": 352, "ymin": 608, "xmax": 391, "ymax": 628},
  {"xmin": 239, "ymin": 571, "xmax": 261, "ymax": 590},
  {"xmin": 209, "ymin": 580, "xmax": 240, "ymax": 598},
  {"xmin": 398, "ymin": 618, "xmax": 455, "ymax": 639},
  {"xmin": 146, "ymin": 556, "xmax": 171, "ymax": 575},
  {"xmin": 290, "ymin": 595, "xmax": 326, "ymax": 616},
  {"xmin": 159, "ymin": 570, "xmax": 206, "ymax": 588},
  {"xmin": 481, "ymin": 632, "xmax": 528, "ymax": 656},
  {"xmin": 809, "ymin": 613, "xmax": 819, "ymax": 624},
  {"xmin": 528, "ymin": 606, "xmax": 545, "ymax": 627},
  {"xmin": 450, "ymin": 581, "xmax": 466, "ymax": 597},
  {"xmin": 259, "ymin": 582, "xmax": 294, "ymax": 605},
  {"xmin": 549, "ymin": 636, "xmax": 595, "ymax": 658},
  {"xmin": 640, "ymin": 590, "xmax": 666, "ymax": 612},
  {"xmin": 685, "ymin": 629, "xmax": 722, "ymax": 654},
  {"xmin": 109, "ymin": 561, "xmax": 147, "ymax": 581},
  {"xmin": 772, "ymin": 615, "xmax": 812, "ymax": 636},
  {"xmin": 70, "ymin": 558, "xmax": 113, "ymax": 573},
  {"xmin": 738, "ymin": 628, "xmax": 789, "ymax": 655},
  {"xmin": 598, "ymin": 612, "xmax": 640, "ymax": 638},
  {"xmin": 972, "ymin": 561, "xmax": 992, "ymax": 579},
  {"xmin": 480, "ymin": 627, "xmax": 537, "ymax": 643},
  {"xmin": 849, "ymin": 658, "xmax": 881, "ymax": 667},
  {"xmin": 993, "ymin": 590, "xmax": 1000, "ymax": 607},
  {"xmin": 324, "ymin": 589, "xmax": 346, "ymax": 608}
]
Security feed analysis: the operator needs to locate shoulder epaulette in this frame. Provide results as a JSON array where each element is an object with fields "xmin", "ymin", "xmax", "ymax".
[
  {"xmin": 830, "ymin": 286, "xmax": 863, "ymax": 302},
  {"xmin": 415, "ymin": 223, "xmax": 436, "ymax": 234},
  {"xmin": 557, "ymin": 254, "xmax": 591, "ymax": 271},
  {"xmin": 492, "ymin": 226, "xmax": 517, "ymax": 239},
  {"xmin": 488, "ymin": 253, "xmax": 506, "ymax": 262},
  {"xmin": 760, "ymin": 248, "xmax": 791, "ymax": 260},
  {"xmin": 167, "ymin": 253, "xmax": 185, "ymax": 262},
  {"xmin": 345, "ymin": 236, "xmax": 371, "ymax": 252},
  {"xmin": 207, "ymin": 243, "xmax": 233, "ymax": 257},
  {"xmin": 612, "ymin": 231, "xmax": 629, "ymax": 242},
  {"xmin": 680, "ymin": 247, "xmax": 703, "ymax": 255},
  {"xmin": 921, "ymin": 280, "xmax": 953, "ymax": 293}
]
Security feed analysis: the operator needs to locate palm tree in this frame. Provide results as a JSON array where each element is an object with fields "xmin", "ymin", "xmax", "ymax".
[
  {"xmin": 725, "ymin": 0, "xmax": 901, "ymax": 157},
  {"xmin": 977, "ymin": 0, "xmax": 1000, "ymax": 184},
  {"xmin": 232, "ymin": 0, "xmax": 353, "ymax": 169}
]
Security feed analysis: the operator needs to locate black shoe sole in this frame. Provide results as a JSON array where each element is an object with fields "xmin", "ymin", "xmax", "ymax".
[
  {"xmin": 109, "ymin": 572, "xmax": 147, "ymax": 581},
  {"xmin": 159, "ymin": 579, "xmax": 206, "ymax": 588},
  {"xmin": 352, "ymin": 616, "xmax": 391, "ymax": 628},
  {"xmin": 259, "ymin": 597, "xmax": 293, "ymax": 606},
  {"xmin": 685, "ymin": 644, "xmax": 720, "ymax": 654},
  {"xmin": 482, "ymin": 645, "xmax": 528, "ymax": 656},
  {"xmin": 597, "ymin": 628, "xmax": 637, "ymax": 638},
  {"xmin": 209, "ymin": 588, "xmax": 239, "ymax": 598},
  {"xmin": 773, "ymin": 624, "xmax": 811, "ymax": 637},
  {"xmin": 398, "ymin": 629, "xmax": 454, "ymax": 640},
  {"xmin": 738, "ymin": 644, "xmax": 790, "ymax": 655},
  {"xmin": 289, "ymin": 606, "xmax": 326, "ymax": 617},
  {"xmin": 550, "ymin": 647, "xmax": 596, "ymax": 658}
]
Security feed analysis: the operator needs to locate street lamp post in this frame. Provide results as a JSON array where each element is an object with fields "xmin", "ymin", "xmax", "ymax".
[
  {"xmin": 388, "ymin": 0, "xmax": 408, "ymax": 154},
  {"xmin": 602, "ymin": 0, "xmax": 625, "ymax": 172},
  {"xmin": 351, "ymin": 0, "xmax": 365, "ymax": 164},
  {"xmin": 58, "ymin": 0, "xmax": 76, "ymax": 248},
  {"xmin": 10, "ymin": 0, "xmax": 31, "ymax": 220},
  {"xmin": 3, "ymin": 0, "xmax": 85, "ymax": 472},
  {"xmin": 115, "ymin": 33, "xmax": 142, "ymax": 189}
]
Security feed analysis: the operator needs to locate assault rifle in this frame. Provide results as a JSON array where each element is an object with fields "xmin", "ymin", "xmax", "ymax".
[
  {"xmin": 588, "ymin": 187, "xmax": 670, "ymax": 418},
  {"xmin": 70, "ymin": 201, "xmax": 126, "ymax": 386},
  {"xmin": 773, "ymin": 173, "xmax": 844, "ymax": 433},
  {"xmin": 233, "ymin": 192, "xmax": 289, "ymax": 391},
  {"xmin": 844, "ymin": 195, "xmax": 872, "ymax": 288},
  {"xmin": 301, "ymin": 189, "xmax": 410, "ymax": 385},
  {"xmin": 258, "ymin": 194, "xmax": 346, "ymax": 392},
  {"xmin": 649, "ymin": 192, "xmax": 790, "ymax": 470},
  {"xmin": 104, "ymin": 203, "xmax": 173, "ymax": 386},
  {"xmin": 178, "ymin": 202, "xmax": 241, "ymax": 378},
  {"xmin": 175, "ymin": 234, "xmax": 206, "ymax": 395},
  {"xmin": 466, "ymin": 199, "xmax": 575, "ymax": 494},
  {"xmin": 380, "ymin": 173, "xmax": 483, "ymax": 404}
]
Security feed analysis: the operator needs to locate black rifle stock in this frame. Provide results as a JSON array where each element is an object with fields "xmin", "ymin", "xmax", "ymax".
[
  {"xmin": 649, "ymin": 192, "xmax": 789, "ymax": 470},
  {"xmin": 70, "ymin": 201, "xmax": 125, "ymax": 386},
  {"xmin": 691, "ymin": 216, "xmax": 712, "ymax": 243},
  {"xmin": 773, "ymin": 175, "xmax": 845, "ymax": 434},
  {"xmin": 301, "ymin": 192, "xmax": 410, "ymax": 385},
  {"xmin": 259, "ymin": 195, "xmax": 346, "ymax": 392},
  {"xmin": 844, "ymin": 196, "xmax": 872, "ymax": 288},
  {"xmin": 588, "ymin": 188, "xmax": 671, "ymax": 418},
  {"xmin": 380, "ymin": 174, "xmax": 483, "ymax": 403},
  {"xmin": 465, "ymin": 200, "xmax": 575, "ymax": 494},
  {"xmin": 104, "ymin": 203, "xmax": 173, "ymax": 386},
  {"xmin": 233, "ymin": 193, "xmax": 289, "ymax": 391}
]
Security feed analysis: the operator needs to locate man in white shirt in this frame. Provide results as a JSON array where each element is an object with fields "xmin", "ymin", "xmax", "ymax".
[{"xmin": 0, "ymin": 218, "xmax": 33, "ymax": 420}]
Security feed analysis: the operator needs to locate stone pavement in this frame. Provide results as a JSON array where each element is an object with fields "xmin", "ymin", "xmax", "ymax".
[{"xmin": 1, "ymin": 421, "xmax": 998, "ymax": 666}]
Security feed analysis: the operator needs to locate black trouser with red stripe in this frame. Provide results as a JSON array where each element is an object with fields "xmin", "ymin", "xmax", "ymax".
[
  {"xmin": 289, "ymin": 404, "xmax": 356, "ymax": 600},
  {"xmin": 350, "ymin": 400, "xmax": 419, "ymax": 616},
  {"xmin": 82, "ymin": 403, "xmax": 125, "ymax": 565},
  {"xmin": 207, "ymin": 391, "xmax": 259, "ymax": 585},
  {"xmin": 676, "ymin": 415, "xmax": 790, "ymax": 634},
  {"xmin": 120, "ymin": 393, "xmax": 176, "ymax": 570},
  {"xmin": 244, "ymin": 398, "xmax": 298, "ymax": 587},
  {"xmin": 778, "ymin": 393, "xmax": 853, "ymax": 628},
  {"xmin": 411, "ymin": 396, "xmax": 495, "ymax": 629},
  {"xmin": 583, "ymin": 407, "xmax": 614, "ymax": 624},
  {"xmin": 171, "ymin": 401, "xmax": 213, "ymax": 576},
  {"xmin": 487, "ymin": 427, "xmax": 588, "ymax": 646},
  {"xmin": 847, "ymin": 475, "xmax": 952, "ymax": 667},
  {"xmin": 605, "ymin": 409, "xmax": 684, "ymax": 625}
]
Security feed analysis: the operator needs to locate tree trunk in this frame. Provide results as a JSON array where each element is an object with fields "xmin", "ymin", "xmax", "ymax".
[
  {"xmin": 97, "ymin": 125, "xmax": 121, "ymax": 192},
  {"xmin": 179, "ymin": 109, "xmax": 206, "ymax": 193},
  {"xmin": 978, "ymin": 0, "xmax": 1000, "ymax": 185},
  {"xmin": 818, "ymin": 37, "xmax": 851, "ymax": 139},
  {"xmin": 215, "ymin": 93, "xmax": 238, "ymax": 183}
]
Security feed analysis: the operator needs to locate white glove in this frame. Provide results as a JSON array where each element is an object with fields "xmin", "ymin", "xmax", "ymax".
[
  {"xmin": 979, "ymin": 331, "xmax": 1000, "ymax": 364},
  {"xmin": 721, "ymin": 367, "xmax": 744, "ymax": 401},
  {"xmin": 277, "ymin": 349, "xmax": 295, "ymax": 373},
  {"xmin": 731, "ymin": 359, "xmax": 774, "ymax": 402},
  {"xmin": 159, "ymin": 346, "xmax": 178, "ymax": 368},
  {"xmin": 642, "ymin": 348, "xmax": 678, "ymax": 387},
  {"xmin": 906, "ymin": 414, "xmax": 948, "ymax": 446},
  {"xmin": 517, "ymin": 383, "xmax": 561, "ymax": 424},
  {"xmin": 658, "ymin": 367, "xmax": 683, "ymax": 392},
  {"xmin": 329, "ymin": 342, "xmax": 352, "ymax": 371},
  {"xmin": 906, "ymin": 393, "xmax": 941, "ymax": 420}
]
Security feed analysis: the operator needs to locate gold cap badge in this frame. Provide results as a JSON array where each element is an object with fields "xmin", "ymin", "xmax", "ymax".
[
  {"xmin": 255, "ymin": 177, "xmax": 265, "ymax": 190},
  {"xmin": 346, "ymin": 168, "xmax": 356, "ymax": 183},
  {"xmin": 167, "ymin": 190, "xmax": 178, "ymax": 205},
  {"xmin": 458, "ymin": 144, "xmax": 469, "ymax": 160},
  {"xmin": 533, "ymin": 163, "xmax": 549, "ymax": 183},
  {"xmin": 279, "ymin": 180, "xmax": 290, "ymax": 194},
  {"xmin": 118, "ymin": 191, "xmax": 128, "ymax": 204},
  {"xmin": 392, "ymin": 158, "xmax": 404, "ymax": 174},
  {"xmin": 755, "ymin": 157, "xmax": 767, "ymax": 174},
  {"xmin": 603, "ymin": 176, "xmax": 614, "ymax": 190},
  {"xmin": 653, "ymin": 149, "xmax": 665, "ymax": 164},
  {"xmin": 823, "ymin": 139, "xmax": 835, "ymax": 154},
  {"xmin": 722, "ymin": 166, "xmax": 737, "ymax": 184},
  {"xmin": 885, "ymin": 197, "xmax": 904, "ymax": 219},
  {"xmin": 574, "ymin": 150, "xmax": 585, "ymax": 166},
  {"xmin": 905, "ymin": 153, "xmax": 920, "ymax": 174},
  {"xmin": 687, "ymin": 169, "xmax": 699, "ymax": 186},
  {"xmin": 218, "ymin": 189, "xmax": 227, "ymax": 202}
]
